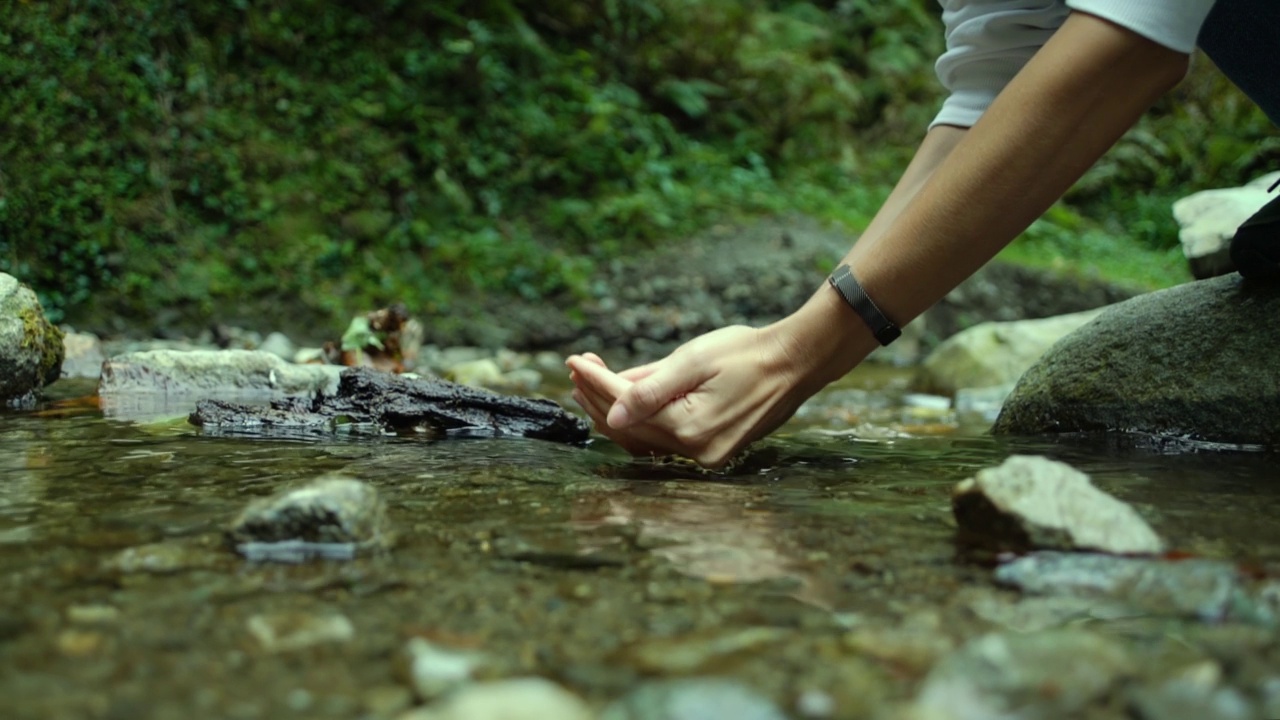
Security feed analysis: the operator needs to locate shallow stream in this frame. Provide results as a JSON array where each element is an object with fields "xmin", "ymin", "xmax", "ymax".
[{"xmin": 3, "ymin": 369, "xmax": 1278, "ymax": 719}]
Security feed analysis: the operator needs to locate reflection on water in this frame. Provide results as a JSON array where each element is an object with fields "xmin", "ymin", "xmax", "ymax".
[{"xmin": 2, "ymin": 370, "xmax": 1279, "ymax": 719}]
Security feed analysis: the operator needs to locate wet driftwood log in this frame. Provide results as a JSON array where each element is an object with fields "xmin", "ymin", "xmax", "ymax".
[{"xmin": 189, "ymin": 367, "xmax": 589, "ymax": 443}]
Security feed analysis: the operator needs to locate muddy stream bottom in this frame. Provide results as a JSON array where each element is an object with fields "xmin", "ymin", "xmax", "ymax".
[{"xmin": 2, "ymin": 370, "xmax": 1279, "ymax": 720}]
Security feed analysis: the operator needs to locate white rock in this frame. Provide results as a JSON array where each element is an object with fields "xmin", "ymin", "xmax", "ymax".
[
  {"xmin": 400, "ymin": 678, "xmax": 594, "ymax": 720},
  {"xmin": 1173, "ymin": 171, "xmax": 1280, "ymax": 279},
  {"xmin": 402, "ymin": 637, "xmax": 486, "ymax": 700},
  {"xmin": 61, "ymin": 331, "xmax": 106, "ymax": 379},
  {"xmin": 247, "ymin": 611, "xmax": 354, "ymax": 652},
  {"xmin": 952, "ymin": 455, "xmax": 1164, "ymax": 555}
]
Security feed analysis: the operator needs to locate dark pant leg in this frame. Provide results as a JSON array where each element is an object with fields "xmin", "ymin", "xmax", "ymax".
[{"xmin": 1198, "ymin": 0, "xmax": 1280, "ymax": 127}]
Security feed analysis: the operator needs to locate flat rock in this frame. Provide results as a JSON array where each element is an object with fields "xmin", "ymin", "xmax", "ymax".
[
  {"xmin": 227, "ymin": 474, "xmax": 391, "ymax": 558},
  {"xmin": 0, "ymin": 273, "xmax": 64, "ymax": 406},
  {"xmin": 952, "ymin": 455, "xmax": 1164, "ymax": 554},
  {"xmin": 99, "ymin": 349, "xmax": 342, "ymax": 397},
  {"xmin": 190, "ymin": 366, "xmax": 589, "ymax": 443},
  {"xmin": 995, "ymin": 551, "xmax": 1272, "ymax": 625},
  {"xmin": 993, "ymin": 274, "xmax": 1280, "ymax": 449}
]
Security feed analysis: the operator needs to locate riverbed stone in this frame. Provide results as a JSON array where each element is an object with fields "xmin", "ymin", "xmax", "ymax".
[
  {"xmin": 100, "ymin": 349, "xmax": 343, "ymax": 397},
  {"xmin": 227, "ymin": 474, "xmax": 391, "ymax": 557},
  {"xmin": 257, "ymin": 331, "xmax": 296, "ymax": 361},
  {"xmin": 0, "ymin": 273, "xmax": 65, "ymax": 406},
  {"xmin": 602, "ymin": 678, "xmax": 788, "ymax": 720},
  {"xmin": 952, "ymin": 455, "xmax": 1164, "ymax": 554},
  {"xmin": 993, "ymin": 274, "xmax": 1280, "ymax": 448},
  {"xmin": 1174, "ymin": 172, "xmax": 1280, "ymax": 279},
  {"xmin": 994, "ymin": 551, "xmax": 1271, "ymax": 624},
  {"xmin": 912, "ymin": 309, "xmax": 1102, "ymax": 397},
  {"xmin": 911, "ymin": 630, "xmax": 1132, "ymax": 719},
  {"xmin": 400, "ymin": 678, "xmax": 594, "ymax": 720},
  {"xmin": 246, "ymin": 610, "xmax": 355, "ymax": 652},
  {"xmin": 400, "ymin": 637, "xmax": 489, "ymax": 700},
  {"xmin": 1128, "ymin": 662, "xmax": 1256, "ymax": 720}
]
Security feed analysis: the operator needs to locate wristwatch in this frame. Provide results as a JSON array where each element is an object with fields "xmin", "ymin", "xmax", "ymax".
[{"xmin": 827, "ymin": 264, "xmax": 901, "ymax": 346}]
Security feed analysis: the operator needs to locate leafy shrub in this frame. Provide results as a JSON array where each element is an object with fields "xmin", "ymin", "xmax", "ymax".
[{"xmin": 1, "ymin": 0, "xmax": 946, "ymax": 330}]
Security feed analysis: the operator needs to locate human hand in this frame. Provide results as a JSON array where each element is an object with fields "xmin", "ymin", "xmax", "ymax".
[{"xmin": 566, "ymin": 324, "xmax": 816, "ymax": 468}]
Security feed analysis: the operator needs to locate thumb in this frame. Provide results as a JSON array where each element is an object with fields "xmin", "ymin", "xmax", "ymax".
[{"xmin": 608, "ymin": 357, "xmax": 704, "ymax": 429}]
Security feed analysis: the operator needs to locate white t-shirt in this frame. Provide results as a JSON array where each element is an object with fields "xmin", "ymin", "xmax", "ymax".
[{"xmin": 932, "ymin": 0, "xmax": 1219, "ymax": 128}]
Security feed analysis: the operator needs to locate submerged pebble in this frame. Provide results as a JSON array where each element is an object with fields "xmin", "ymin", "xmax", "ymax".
[
  {"xmin": 995, "ymin": 551, "xmax": 1269, "ymax": 624},
  {"xmin": 602, "ymin": 678, "xmax": 788, "ymax": 720},
  {"xmin": 1128, "ymin": 662, "xmax": 1256, "ymax": 720},
  {"xmin": 400, "ymin": 637, "xmax": 489, "ymax": 700},
  {"xmin": 246, "ymin": 611, "xmax": 355, "ymax": 653},
  {"xmin": 399, "ymin": 677, "xmax": 593, "ymax": 720},
  {"xmin": 227, "ymin": 474, "xmax": 391, "ymax": 559},
  {"xmin": 912, "ymin": 630, "xmax": 1132, "ymax": 720}
]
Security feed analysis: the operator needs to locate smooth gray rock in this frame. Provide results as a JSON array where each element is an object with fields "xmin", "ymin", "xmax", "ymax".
[
  {"xmin": 952, "ymin": 455, "xmax": 1164, "ymax": 554},
  {"xmin": 912, "ymin": 630, "xmax": 1132, "ymax": 720},
  {"xmin": 0, "ymin": 273, "xmax": 64, "ymax": 405},
  {"xmin": 913, "ymin": 309, "xmax": 1103, "ymax": 397},
  {"xmin": 995, "ymin": 551, "xmax": 1273, "ymax": 625},
  {"xmin": 99, "ymin": 349, "xmax": 343, "ymax": 397},
  {"xmin": 993, "ymin": 274, "xmax": 1280, "ymax": 448},
  {"xmin": 227, "ymin": 474, "xmax": 391, "ymax": 558}
]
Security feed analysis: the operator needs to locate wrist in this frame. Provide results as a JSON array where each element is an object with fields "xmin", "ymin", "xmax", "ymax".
[{"xmin": 765, "ymin": 279, "xmax": 880, "ymax": 394}]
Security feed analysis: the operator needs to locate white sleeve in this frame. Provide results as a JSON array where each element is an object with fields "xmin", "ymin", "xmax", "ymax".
[
  {"xmin": 931, "ymin": 1, "xmax": 1071, "ymax": 129},
  {"xmin": 1066, "ymin": 0, "xmax": 1218, "ymax": 54}
]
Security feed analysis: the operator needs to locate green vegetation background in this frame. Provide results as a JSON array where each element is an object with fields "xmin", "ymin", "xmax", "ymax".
[{"xmin": 3, "ymin": 0, "xmax": 1276, "ymax": 334}]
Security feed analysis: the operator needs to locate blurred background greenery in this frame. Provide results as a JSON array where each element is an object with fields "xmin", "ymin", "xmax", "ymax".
[{"xmin": 2, "ymin": 0, "xmax": 1276, "ymax": 334}]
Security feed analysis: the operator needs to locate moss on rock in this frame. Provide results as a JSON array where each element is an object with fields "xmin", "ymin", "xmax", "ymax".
[{"xmin": 993, "ymin": 274, "xmax": 1280, "ymax": 447}]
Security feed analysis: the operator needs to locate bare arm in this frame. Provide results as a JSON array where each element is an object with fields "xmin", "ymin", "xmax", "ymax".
[
  {"xmin": 784, "ymin": 11, "xmax": 1190, "ymax": 387},
  {"xmin": 569, "ymin": 11, "xmax": 1190, "ymax": 467}
]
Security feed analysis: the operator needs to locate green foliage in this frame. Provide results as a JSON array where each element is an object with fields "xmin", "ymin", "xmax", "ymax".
[
  {"xmin": 1, "ymin": 0, "xmax": 1268, "ymax": 333},
  {"xmin": 0, "ymin": 0, "xmax": 941, "ymax": 330},
  {"xmin": 1071, "ymin": 56, "xmax": 1279, "ymax": 252}
]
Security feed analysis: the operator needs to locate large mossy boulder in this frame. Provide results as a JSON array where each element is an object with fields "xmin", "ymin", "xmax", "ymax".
[
  {"xmin": 993, "ymin": 275, "xmax": 1280, "ymax": 447},
  {"xmin": 0, "ymin": 273, "xmax": 65, "ymax": 406}
]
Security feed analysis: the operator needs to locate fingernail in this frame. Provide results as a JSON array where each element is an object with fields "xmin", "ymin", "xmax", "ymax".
[{"xmin": 606, "ymin": 403, "xmax": 630, "ymax": 429}]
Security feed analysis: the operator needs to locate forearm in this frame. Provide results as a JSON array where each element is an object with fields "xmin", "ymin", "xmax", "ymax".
[{"xmin": 779, "ymin": 11, "xmax": 1189, "ymax": 389}]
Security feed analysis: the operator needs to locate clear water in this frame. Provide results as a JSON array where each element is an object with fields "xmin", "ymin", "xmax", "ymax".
[{"xmin": 2, "ymin": 371, "xmax": 1278, "ymax": 719}]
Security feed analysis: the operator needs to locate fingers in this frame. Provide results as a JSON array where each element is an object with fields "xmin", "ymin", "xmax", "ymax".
[
  {"xmin": 572, "ymin": 385, "xmax": 679, "ymax": 458},
  {"xmin": 567, "ymin": 355, "xmax": 631, "ymax": 405},
  {"xmin": 611, "ymin": 358, "xmax": 705, "ymax": 429}
]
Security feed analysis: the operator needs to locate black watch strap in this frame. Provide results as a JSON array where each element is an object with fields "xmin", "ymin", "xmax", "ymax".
[{"xmin": 827, "ymin": 264, "xmax": 901, "ymax": 346}]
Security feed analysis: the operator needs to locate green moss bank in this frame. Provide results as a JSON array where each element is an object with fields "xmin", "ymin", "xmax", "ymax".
[{"xmin": 2, "ymin": 1, "xmax": 1273, "ymax": 337}]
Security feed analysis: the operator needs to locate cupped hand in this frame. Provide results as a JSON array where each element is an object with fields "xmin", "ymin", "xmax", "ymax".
[{"xmin": 566, "ymin": 324, "xmax": 817, "ymax": 468}]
